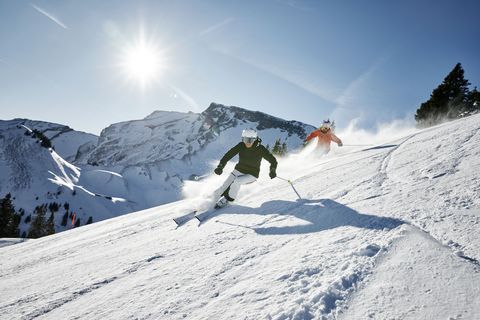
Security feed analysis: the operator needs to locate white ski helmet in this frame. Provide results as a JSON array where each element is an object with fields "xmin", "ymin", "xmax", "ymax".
[
  {"xmin": 320, "ymin": 119, "xmax": 331, "ymax": 129},
  {"xmin": 241, "ymin": 128, "xmax": 257, "ymax": 144},
  {"xmin": 319, "ymin": 119, "xmax": 333, "ymax": 133},
  {"xmin": 242, "ymin": 128, "xmax": 257, "ymax": 138}
]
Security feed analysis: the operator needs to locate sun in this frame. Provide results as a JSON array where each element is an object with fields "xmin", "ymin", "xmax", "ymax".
[
  {"xmin": 124, "ymin": 43, "xmax": 158, "ymax": 81},
  {"xmin": 119, "ymin": 32, "xmax": 166, "ymax": 90}
]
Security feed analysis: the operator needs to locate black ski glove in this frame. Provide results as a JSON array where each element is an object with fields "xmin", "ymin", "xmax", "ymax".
[
  {"xmin": 269, "ymin": 168, "xmax": 277, "ymax": 179},
  {"xmin": 214, "ymin": 163, "xmax": 225, "ymax": 175}
]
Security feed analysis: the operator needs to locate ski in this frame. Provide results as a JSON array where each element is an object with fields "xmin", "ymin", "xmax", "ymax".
[
  {"xmin": 195, "ymin": 210, "xmax": 213, "ymax": 224},
  {"xmin": 195, "ymin": 203, "xmax": 229, "ymax": 224},
  {"xmin": 173, "ymin": 211, "xmax": 197, "ymax": 227},
  {"xmin": 173, "ymin": 208, "xmax": 215, "ymax": 227},
  {"xmin": 173, "ymin": 202, "xmax": 229, "ymax": 227}
]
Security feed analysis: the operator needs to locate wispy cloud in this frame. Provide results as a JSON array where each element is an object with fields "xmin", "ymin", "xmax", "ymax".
[
  {"xmin": 31, "ymin": 3, "xmax": 69, "ymax": 29},
  {"xmin": 159, "ymin": 17, "xmax": 233, "ymax": 55},
  {"xmin": 335, "ymin": 65, "xmax": 377, "ymax": 108},
  {"xmin": 280, "ymin": 0, "xmax": 315, "ymax": 12},
  {"xmin": 210, "ymin": 47, "xmax": 337, "ymax": 104},
  {"xmin": 199, "ymin": 18, "xmax": 234, "ymax": 37},
  {"xmin": 335, "ymin": 55, "xmax": 390, "ymax": 108},
  {"xmin": 330, "ymin": 55, "xmax": 390, "ymax": 124}
]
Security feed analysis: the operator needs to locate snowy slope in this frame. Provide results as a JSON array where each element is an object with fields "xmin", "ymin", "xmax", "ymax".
[
  {"xmin": 1, "ymin": 115, "xmax": 479, "ymax": 319},
  {"xmin": 0, "ymin": 121, "xmax": 135, "ymax": 236}
]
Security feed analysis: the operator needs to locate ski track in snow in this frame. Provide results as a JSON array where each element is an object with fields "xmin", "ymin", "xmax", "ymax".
[{"xmin": 1, "ymin": 116, "xmax": 480, "ymax": 319}]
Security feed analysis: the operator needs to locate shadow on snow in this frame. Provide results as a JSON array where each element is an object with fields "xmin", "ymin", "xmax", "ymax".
[{"xmin": 213, "ymin": 198, "xmax": 405, "ymax": 235}]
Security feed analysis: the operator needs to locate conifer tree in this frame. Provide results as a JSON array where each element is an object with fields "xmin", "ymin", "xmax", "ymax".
[
  {"xmin": 467, "ymin": 87, "xmax": 480, "ymax": 112},
  {"xmin": 281, "ymin": 142, "xmax": 287, "ymax": 156},
  {"xmin": 46, "ymin": 213, "xmax": 56, "ymax": 235},
  {"xmin": 272, "ymin": 139, "xmax": 282, "ymax": 155},
  {"xmin": 61, "ymin": 211, "xmax": 68, "ymax": 227},
  {"xmin": 31, "ymin": 129, "xmax": 53, "ymax": 149},
  {"xmin": 271, "ymin": 139, "xmax": 288, "ymax": 156},
  {"xmin": 0, "ymin": 194, "xmax": 20, "ymax": 238},
  {"xmin": 48, "ymin": 202, "xmax": 60, "ymax": 214},
  {"xmin": 0, "ymin": 194, "xmax": 13, "ymax": 236},
  {"xmin": 415, "ymin": 63, "xmax": 471, "ymax": 126},
  {"xmin": 28, "ymin": 205, "xmax": 48, "ymax": 238}
]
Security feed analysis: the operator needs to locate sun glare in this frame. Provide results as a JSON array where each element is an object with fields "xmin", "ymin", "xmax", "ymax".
[{"xmin": 119, "ymin": 32, "xmax": 166, "ymax": 90}]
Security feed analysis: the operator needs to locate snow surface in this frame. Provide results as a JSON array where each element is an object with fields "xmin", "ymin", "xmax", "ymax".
[{"xmin": 1, "ymin": 115, "xmax": 480, "ymax": 319}]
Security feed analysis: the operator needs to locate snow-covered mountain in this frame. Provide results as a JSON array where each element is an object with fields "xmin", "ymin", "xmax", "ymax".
[
  {"xmin": 1, "ymin": 114, "xmax": 479, "ymax": 319},
  {"xmin": 0, "ymin": 119, "xmax": 98, "ymax": 161},
  {"xmin": 78, "ymin": 102, "xmax": 313, "ymax": 168},
  {"xmin": 0, "ymin": 104, "xmax": 315, "ymax": 236},
  {"xmin": 0, "ymin": 120, "xmax": 134, "ymax": 237}
]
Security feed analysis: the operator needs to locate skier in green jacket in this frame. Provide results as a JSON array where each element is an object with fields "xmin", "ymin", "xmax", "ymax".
[{"xmin": 213, "ymin": 129, "xmax": 278, "ymax": 208}]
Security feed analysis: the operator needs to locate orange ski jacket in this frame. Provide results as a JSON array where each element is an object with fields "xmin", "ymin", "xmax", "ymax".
[{"xmin": 304, "ymin": 130, "xmax": 342, "ymax": 150}]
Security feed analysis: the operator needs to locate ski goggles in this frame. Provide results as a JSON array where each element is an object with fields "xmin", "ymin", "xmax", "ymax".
[
  {"xmin": 320, "ymin": 127, "xmax": 330, "ymax": 133},
  {"xmin": 242, "ymin": 137, "xmax": 256, "ymax": 144}
]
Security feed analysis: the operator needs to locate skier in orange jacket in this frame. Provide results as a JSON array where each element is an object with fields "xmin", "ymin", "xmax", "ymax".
[{"xmin": 304, "ymin": 120, "xmax": 343, "ymax": 154}]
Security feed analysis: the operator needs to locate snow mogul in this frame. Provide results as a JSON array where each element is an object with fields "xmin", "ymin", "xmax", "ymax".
[
  {"xmin": 304, "ymin": 119, "xmax": 343, "ymax": 154},
  {"xmin": 213, "ymin": 128, "xmax": 278, "ymax": 208}
]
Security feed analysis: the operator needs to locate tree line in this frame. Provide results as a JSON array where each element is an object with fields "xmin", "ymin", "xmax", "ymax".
[
  {"xmin": 415, "ymin": 63, "xmax": 480, "ymax": 127},
  {"xmin": 24, "ymin": 128, "xmax": 53, "ymax": 149},
  {"xmin": 0, "ymin": 194, "xmax": 93, "ymax": 239},
  {"xmin": 265, "ymin": 138, "xmax": 288, "ymax": 156}
]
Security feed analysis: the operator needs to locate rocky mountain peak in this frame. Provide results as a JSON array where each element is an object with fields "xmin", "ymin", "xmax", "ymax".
[{"xmin": 203, "ymin": 103, "xmax": 311, "ymax": 138}]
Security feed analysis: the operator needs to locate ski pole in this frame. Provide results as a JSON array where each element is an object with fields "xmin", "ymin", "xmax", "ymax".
[
  {"xmin": 277, "ymin": 176, "xmax": 302, "ymax": 200},
  {"xmin": 189, "ymin": 174, "xmax": 209, "ymax": 181},
  {"xmin": 342, "ymin": 144, "xmax": 373, "ymax": 147}
]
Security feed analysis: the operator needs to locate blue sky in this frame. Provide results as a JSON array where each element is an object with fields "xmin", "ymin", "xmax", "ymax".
[{"xmin": 1, "ymin": 0, "xmax": 479, "ymax": 134}]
